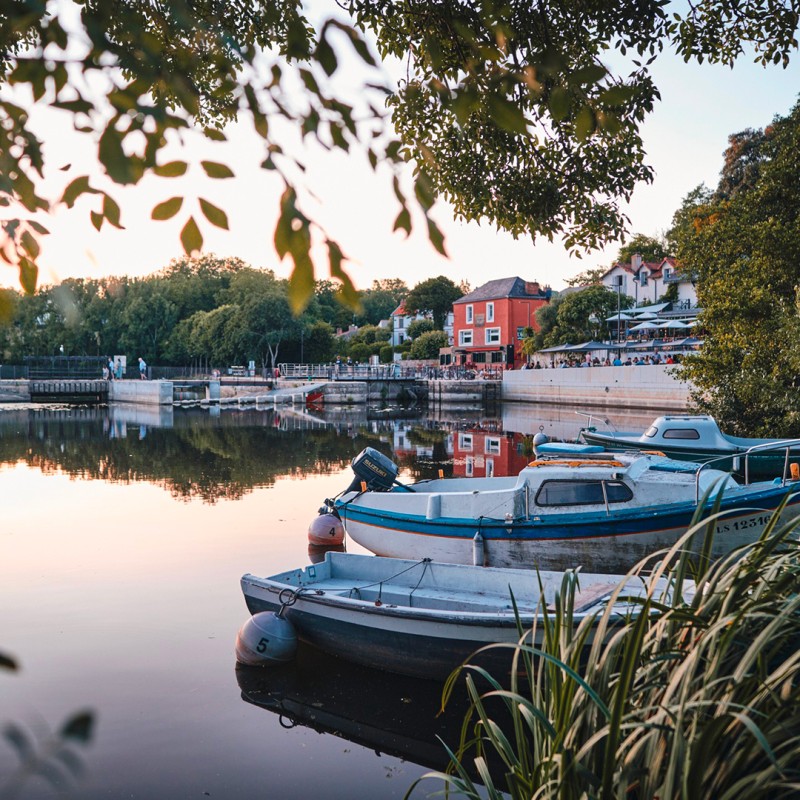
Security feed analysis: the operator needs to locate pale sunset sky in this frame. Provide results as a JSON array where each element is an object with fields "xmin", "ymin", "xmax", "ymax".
[{"xmin": 4, "ymin": 8, "xmax": 800, "ymax": 294}]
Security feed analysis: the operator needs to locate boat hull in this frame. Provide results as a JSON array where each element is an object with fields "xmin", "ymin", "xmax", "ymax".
[
  {"xmin": 242, "ymin": 577, "xmax": 548, "ymax": 679},
  {"xmin": 339, "ymin": 489, "xmax": 800, "ymax": 572}
]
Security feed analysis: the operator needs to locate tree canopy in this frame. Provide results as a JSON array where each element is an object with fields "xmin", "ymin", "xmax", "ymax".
[
  {"xmin": 2, "ymin": 1, "xmax": 798, "ymax": 309},
  {"xmin": 615, "ymin": 234, "xmax": 668, "ymax": 266},
  {"xmin": 528, "ymin": 284, "xmax": 632, "ymax": 350},
  {"xmin": 404, "ymin": 275, "xmax": 462, "ymax": 330},
  {"xmin": 671, "ymin": 100, "xmax": 800, "ymax": 435}
]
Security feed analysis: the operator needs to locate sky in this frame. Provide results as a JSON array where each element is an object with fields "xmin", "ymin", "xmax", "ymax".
[{"xmin": 4, "ymin": 12, "xmax": 800, "ymax": 294}]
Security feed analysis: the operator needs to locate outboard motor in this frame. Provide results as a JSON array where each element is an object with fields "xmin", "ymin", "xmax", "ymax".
[{"xmin": 346, "ymin": 447, "xmax": 400, "ymax": 493}]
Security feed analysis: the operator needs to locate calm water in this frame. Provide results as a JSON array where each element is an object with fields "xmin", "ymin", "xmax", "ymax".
[{"xmin": 0, "ymin": 402, "xmax": 656, "ymax": 799}]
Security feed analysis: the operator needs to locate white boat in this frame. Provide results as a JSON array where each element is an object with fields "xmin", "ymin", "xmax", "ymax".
[
  {"xmin": 580, "ymin": 414, "xmax": 800, "ymax": 477},
  {"xmin": 240, "ymin": 551, "xmax": 690, "ymax": 679},
  {"xmin": 331, "ymin": 446, "xmax": 800, "ymax": 572}
]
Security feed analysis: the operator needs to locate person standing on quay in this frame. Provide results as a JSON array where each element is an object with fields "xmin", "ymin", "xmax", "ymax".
[
  {"xmin": 138, "ymin": 357, "xmax": 147, "ymax": 380},
  {"xmin": 107, "ymin": 356, "xmax": 114, "ymax": 380},
  {"xmin": 115, "ymin": 359, "xmax": 123, "ymax": 380}
]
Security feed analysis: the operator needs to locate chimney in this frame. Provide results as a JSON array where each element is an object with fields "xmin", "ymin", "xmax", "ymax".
[
  {"xmin": 631, "ymin": 253, "xmax": 643, "ymax": 271},
  {"xmin": 524, "ymin": 281, "xmax": 541, "ymax": 295}
]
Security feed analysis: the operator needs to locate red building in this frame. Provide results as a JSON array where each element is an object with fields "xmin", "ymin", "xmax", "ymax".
[
  {"xmin": 452, "ymin": 278, "xmax": 551, "ymax": 370},
  {"xmin": 451, "ymin": 429, "xmax": 531, "ymax": 478}
]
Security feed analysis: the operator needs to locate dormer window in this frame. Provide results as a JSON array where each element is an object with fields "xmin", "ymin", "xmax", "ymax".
[{"xmin": 639, "ymin": 270, "xmax": 648, "ymax": 285}]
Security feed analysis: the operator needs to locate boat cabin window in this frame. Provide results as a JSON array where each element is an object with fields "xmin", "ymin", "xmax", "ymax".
[
  {"xmin": 662, "ymin": 428, "xmax": 700, "ymax": 440},
  {"xmin": 644, "ymin": 426, "xmax": 658, "ymax": 437},
  {"xmin": 535, "ymin": 480, "xmax": 633, "ymax": 506}
]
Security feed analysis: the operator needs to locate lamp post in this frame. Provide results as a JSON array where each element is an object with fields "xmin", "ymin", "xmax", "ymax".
[
  {"xmin": 588, "ymin": 313, "xmax": 599, "ymax": 342},
  {"xmin": 616, "ymin": 281, "xmax": 622, "ymax": 343}
]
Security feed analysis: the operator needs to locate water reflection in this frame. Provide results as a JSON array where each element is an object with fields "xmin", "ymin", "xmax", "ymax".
[
  {"xmin": 236, "ymin": 644, "xmax": 468, "ymax": 774},
  {"xmin": 0, "ymin": 403, "xmax": 660, "ymax": 503},
  {"xmin": 0, "ymin": 401, "xmax": 659, "ymax": 799}
]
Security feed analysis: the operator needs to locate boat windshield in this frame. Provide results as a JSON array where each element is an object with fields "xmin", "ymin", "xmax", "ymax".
[
  {"xmin": 662, "ymin": 428, "xmax": 701, "ymax": 439},
  {"xmin": 535, "ymin": 480, "xmax": 633, "ymax": 506}
]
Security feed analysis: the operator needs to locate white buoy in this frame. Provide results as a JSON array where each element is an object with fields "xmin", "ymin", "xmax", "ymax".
[
  {"xmin": 235, "ymin": 612, "xmax": 297, "ymax": 666},
  {"xmin": 532, "ymin": 425, "xmax": 549, "ymax": 456},
  {"xmin": 472, "ymin": 531, "xmax": 485, "ymax": 566},
  {"xmin": 308, "ymin": 513, "xmax": 345, "ymax": 546}
]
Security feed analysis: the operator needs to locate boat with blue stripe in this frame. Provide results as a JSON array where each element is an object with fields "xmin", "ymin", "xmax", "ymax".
[{"xmin": 331, "ymin": 443, "xmax": 800, "ymax": 573}]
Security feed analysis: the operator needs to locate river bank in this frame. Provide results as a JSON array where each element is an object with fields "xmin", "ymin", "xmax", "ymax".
[{"xmin": 0, "ymin": 363, "xmax": 692, "ymax": 411}]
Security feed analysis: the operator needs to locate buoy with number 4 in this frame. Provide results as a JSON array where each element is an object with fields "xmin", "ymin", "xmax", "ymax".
[
  {"xmin": 308, "ymin": 512, "xmax": 345, "ymax": 546},
  {"xmin": 235, "ymin": 611, "xmax": 297, "ymax": 666}
]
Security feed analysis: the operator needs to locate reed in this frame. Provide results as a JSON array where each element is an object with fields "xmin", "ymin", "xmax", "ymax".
[{"xmin": 407, "ymin": 492, "xmax": 800, "ymax": 799}]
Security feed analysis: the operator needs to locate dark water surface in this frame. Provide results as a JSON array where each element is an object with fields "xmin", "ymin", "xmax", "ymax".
[{"xmin": 0, "ymin": 402, "xmax": 655, "ymax": 799}]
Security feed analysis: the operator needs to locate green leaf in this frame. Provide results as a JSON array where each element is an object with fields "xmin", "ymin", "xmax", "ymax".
[
  {"xmin": 153, "ymin": 161, "xmax": 188, "ymax": 178},
  {"xmin": 28, "ymin": 220, "xmax": 50, "ymax": 235},
  {"xmin": 201, "ymin": 161, "xmax": 234, "ymax": 179},
  {"xmin": 61, "ymin": 176, "xmax": 97, "ymax": 208},
  {"xmin": 102, "ymin": 194, "xmax": 123, "ymax": 228},
  {"xmin": 599, "ymin": 85, "xmax": 636, "ymax": 106},
  {"xmin": 99, "ymin": 123, "xmax": 136, "ymax": 185},
  {"xmin": 393, "ymin": 207, "xmax": 412, "ymax": 236},
  {"xmin": 180, "ymin": 216, "xmax": 203, "ymax": 255},
  {"xmin": 315, "ymin": 37, "xmax": 338, "ymax": 76},
  {"xmin": 548, "ymin": 87, "xmax": 571, "ymax": 122},
  {"xmin": 487, "ymin": 95, "xmax": 528, "ymax": 135},
  {"xmin": 60, "ymin": 711, "xmax": 94, "ymax": 743},
  {"xmin": 199, "ymin": 198, "xmax": 229, "ymax": 230},
  {"xmin": 203, "ymin": 127, "xmax": 227, "ymax": 142},
  {"xmin": 427, "ymin": 218, "xmax": 448, "ymax": 256},
  {"xmin": 288, "ymin": 250, "xmax": 315, "ymax": 315},
  {"xmin": 326, "ymin": 239, "xmax": 359, "ymax": 307},
  {"xmin": 568, "ymin": 65, "xmax": 607, "ymax": 86},
  {"xmin": 0, "ymin": 652, "xmax": 17, "ymax": 671},
  {"xmin": 151, "ymin": 196, "xmax": 183, "ymax": 221},
  {"xmin": 19, "ymin": 257, "xmax": 38, "ymax": 294},
  {"xmin": 20, "ymin": 229, "xmax": 40, "ymax": 259},
  {"xmin": 575, "ymin": 106, "xmax": 596, "ymax": 141},
  {"xmin": 90, "ymin": 210, "xmax": 103, "ymax": 231}
]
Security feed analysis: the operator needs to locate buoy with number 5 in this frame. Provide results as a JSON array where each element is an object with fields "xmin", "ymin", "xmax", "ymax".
[{"xmin": 235, "ymin": 612, "xmax": 297, "ymax": 666}]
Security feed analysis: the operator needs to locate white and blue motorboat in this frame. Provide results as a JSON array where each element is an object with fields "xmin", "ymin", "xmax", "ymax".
[
  {"xmin": 240, "ymin": 552, "xmax": 685, "ymax": 679},
  {"xmin": 331, "ymin": 446, "xmax": 800, "ymax": 572},
  {"xmin": 579, "ymin": 414, "xmax": 800, "ymax": 477}
]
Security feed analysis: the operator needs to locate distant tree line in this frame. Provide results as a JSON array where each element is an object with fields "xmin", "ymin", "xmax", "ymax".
[{"xmin": 0, "ymin": 257, "xmax": 465, "ymax": 369}]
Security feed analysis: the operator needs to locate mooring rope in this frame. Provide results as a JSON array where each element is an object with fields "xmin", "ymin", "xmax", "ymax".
[{"xmin": 347, "ymin": 558, "xmax": 433, "ymax": 602}]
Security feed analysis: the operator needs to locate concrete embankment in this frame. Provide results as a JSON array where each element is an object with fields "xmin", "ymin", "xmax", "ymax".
[
  {"xmin": 0, "ymin": 380, "xmax": 30, "ymax": 402},
  {"xmin": 502, "ymin": 364, "xmax": 692, "ymax": 410}
]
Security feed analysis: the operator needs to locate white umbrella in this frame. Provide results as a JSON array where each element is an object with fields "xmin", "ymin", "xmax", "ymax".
[
  {"xmin": 658, "ymin": 320, "xmax": 690, "ymax": 329},
  {"xmin": 629, "ymin": 321, "xmax": 660, "ymax": 331},
  {"xmin": 605, "ymin": 312, "xmax": 634, "ymax": 322},
  {"xmin": 630, "ymin": 310, "xmax": 658, "ymax": 319}
]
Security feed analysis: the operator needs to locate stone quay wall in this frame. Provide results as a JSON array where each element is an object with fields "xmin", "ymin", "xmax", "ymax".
[{"xmin": 502, "ymin": 364, "xmax": 692, "ymax": 411}]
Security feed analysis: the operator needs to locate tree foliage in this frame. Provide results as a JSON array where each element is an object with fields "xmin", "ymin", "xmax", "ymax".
[
  {"xmin": 616, "ymin": 233, "xmax": 668, "ymax": 265},
  {"xmin": 404, "ymin": 276, "xmax": 462, "ymax": 329},
  {"xmin": 2, "ymin": 1, "xmax": 798, "ymax": 308},
  {"xmin": 406, "ymin": 318, "xmax": 435, "ymax": 339},
  {"xmin": 672, "ymin": 100, "xmax": 800, "ymax": 435},
  {"xmin": 409, "ymin": 329, "xmax": 449, "ymax": 360},
  {"xmin": 0, "ymin": 255, "xmax": 407, "ymax": 369},
  {"xmin": 527, "ymin": 285, "xmax": 632, "ymax": 350}
]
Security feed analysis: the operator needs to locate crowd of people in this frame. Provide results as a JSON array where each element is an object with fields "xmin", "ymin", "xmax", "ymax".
[{"xmin": 523, "ymin": 352, "xmax": 683, "ymax": 369}]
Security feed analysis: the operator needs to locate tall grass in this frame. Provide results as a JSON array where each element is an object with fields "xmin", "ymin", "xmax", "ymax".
[{"xmin": 408, "ymin": 496, "xmax": 800, "ymax": 799}]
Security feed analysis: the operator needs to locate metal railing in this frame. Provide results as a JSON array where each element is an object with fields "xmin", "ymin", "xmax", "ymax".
[
  {"xmin": 279, "ymin": 363, "xmax": 505, "ymax": 381},
  {"xmin": 694, "ymin": 438, "xmax": 800, "ymax": 499}
]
